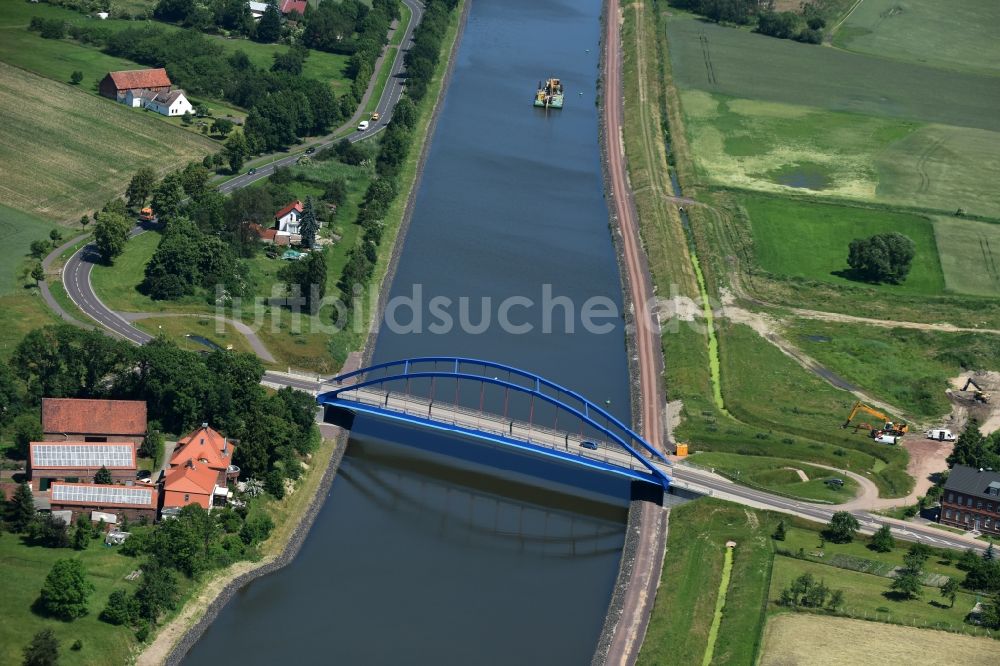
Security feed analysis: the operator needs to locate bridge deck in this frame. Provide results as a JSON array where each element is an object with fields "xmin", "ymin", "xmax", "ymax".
[{"xmin": 334, "ymin": 387, "xmax": 670, "ymax": 480}]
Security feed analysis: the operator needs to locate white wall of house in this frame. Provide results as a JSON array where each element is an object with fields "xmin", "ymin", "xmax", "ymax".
[{"xmin": 277, "ymin": 211, "xmax": 301, "ymax": 235}]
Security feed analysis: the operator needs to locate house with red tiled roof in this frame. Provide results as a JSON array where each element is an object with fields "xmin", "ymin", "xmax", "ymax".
[
  {"xmin": 29, "ymin": 442, "xmax": 137, "ymax": 489},
  {"xmin": 280, "ymin": 0, "xmax": 307, "ymax": 15},
  {"xmin": 275, "ymin": 200, "xmax": 304, "ymax": 239},
  {"xmin": 99, "ymin": 68, "xmax": 172, "ymax": 102},
  {"xmin": 163, "ymin": 424, "xmax": 238, "ymax": 511},
  {"xmin": 42, "ymin": 398, "xmax": 147, "ymax": 447}
]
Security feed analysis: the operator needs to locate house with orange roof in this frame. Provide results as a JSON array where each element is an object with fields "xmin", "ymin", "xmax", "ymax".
[
  {"xmin": 42, "ymin": 398, "xmax": 147, "ymax": 447},
  {"xmin": 162, "ymin": 424, "xmax": 238, "ymax": 512}
]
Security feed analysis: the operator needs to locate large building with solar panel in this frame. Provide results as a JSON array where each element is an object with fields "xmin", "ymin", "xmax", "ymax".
[
  {"xmin": 49, "ymin": 481, "xmax": 157, "ymax": 522},
  {"xmin": 29, "ymin": 442, "xmax": 137, "ymax": 489}
]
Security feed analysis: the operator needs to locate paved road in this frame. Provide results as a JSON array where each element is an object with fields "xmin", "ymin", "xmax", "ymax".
[{"xmin": 58, "ymin": 0, "xmax": 423, "ymax": 357}]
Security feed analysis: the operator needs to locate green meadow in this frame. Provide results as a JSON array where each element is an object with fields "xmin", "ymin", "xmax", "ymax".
[{"xmin": 932, "ymin": 217, "xmax": 1000, "ymax": 297}]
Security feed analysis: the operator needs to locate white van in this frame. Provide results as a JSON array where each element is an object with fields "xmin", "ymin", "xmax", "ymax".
[
  {"xmin": 925, "ymin": 428, "xmax": 956, "ymax": 442},
  {"xmin": 874, "ymin": 433, "xmax": 899, "ymax": 445},
  {"xmin": 357, "ymin": 120, "xmax": 369, "ymax": 131}
]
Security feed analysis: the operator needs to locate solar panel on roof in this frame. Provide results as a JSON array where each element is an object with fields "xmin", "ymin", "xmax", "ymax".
[
  {"xmin": 51, "ymin": 484, "xmax": 152, "ymax": 506},
  {"xmin": 32, "ymin": 444, "xmax": 133, "ymax": 468}
]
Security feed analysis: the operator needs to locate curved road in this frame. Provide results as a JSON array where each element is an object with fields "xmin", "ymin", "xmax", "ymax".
[{"xmin": 57, "ymin": 0, "xmax": 424, "ymax": 352}]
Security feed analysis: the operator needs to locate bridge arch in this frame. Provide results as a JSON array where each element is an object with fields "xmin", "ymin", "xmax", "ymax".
[{"xmin": 318, "ymin": 357, "xmax": 671, "ymax": 489}]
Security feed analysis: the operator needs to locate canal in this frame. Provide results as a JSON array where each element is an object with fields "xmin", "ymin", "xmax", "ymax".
[{"xmin": 183, "ymin": 0, "xmax": 632, "ymax": 662}]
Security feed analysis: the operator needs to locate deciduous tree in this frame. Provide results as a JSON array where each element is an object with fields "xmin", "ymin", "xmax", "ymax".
[
  {"xmin": 941, "ymin": 577, "xmax": 959, "ymax": 608},
  {"xmin": 126, "ymin": 167, "xmax": 157, "ymax": 210},
  {"xmin": 94, "ymin": 211, "xmax": 131, "ymax": 264},
  {"xmin": 22, "ymin": 629, "xmax": 59, "ymax": 666},
  {"xmin": 870, "ymin": 525, "xmax": 895, "ymax": 552},
  {"xmin": 38, "ymin": 558, "xmax": 95, "ymax": 620},
  {"xmin": 825, "ymin": 511, "xmax": 859, "ymax": 543},
  {"xmin": 847, "ymin": 232, "xmax": 916, "ymax": 284}
]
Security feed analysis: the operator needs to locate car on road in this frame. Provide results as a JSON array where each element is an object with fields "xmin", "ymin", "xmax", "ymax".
[
  {"xmin": 247, "ymin": 167, "xmax": 257, "ymax": 175},
  {"xmin": 357, "ymin": 120, "xmax": 369, "ymax": 131},
  {"xmin": 370, "ymin": 112, "xmax": 381, "ymax": 122},
  {"xmin": 579, "ymin": 440, "xmax": 599, "ymax": 451},
  {"xmin": 305, "ymin": 146, "xmax": 316, "ymax": 155}
]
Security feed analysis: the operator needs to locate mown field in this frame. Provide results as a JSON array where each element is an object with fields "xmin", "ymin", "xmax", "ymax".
[
  {"xmin": 679, "ymin": 91, "xmax": 1000, "ymax": 218},
  {"xmin": 666, "ymin": 16, "xmax": 1000, "ymax": 132},
  {"xmin": 688, "ymin": 452, "xmax": 860, "ymax": 503},
  {"xmin": 0, "ymin": 62, "xmax": 215, "ymax": 222},
  {"xmin": 933, "ymin": 217, "xmax": 1000, "ymax": 297},
  {"xmin": 744, "ymin": 194, "xmax": 946, "ymax": 294},
  {"xmin": 760, "ymin": 614, "xmax": 1000, "ymax": 666},
  {"xmin": 833, "ymin": 0, "xmax": 1000, "ymax": 76},
  {"xmin": 0, "ymin": 205, "xmax": 60, "ymax": 293}
]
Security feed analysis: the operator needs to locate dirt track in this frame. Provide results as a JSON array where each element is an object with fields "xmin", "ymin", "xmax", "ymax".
[{"xmin": 601, "ymin": 0, "xmax": 668, "ymax": 663}]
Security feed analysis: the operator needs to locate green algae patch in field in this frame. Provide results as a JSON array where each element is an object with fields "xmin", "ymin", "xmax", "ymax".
[
  {"xmin": 743, "ymin": 195, "xmax": 946, "ymax": 295},
  {"xmin": 932, "ymin": 217, "xmax": 1000, "ymax": 297}
]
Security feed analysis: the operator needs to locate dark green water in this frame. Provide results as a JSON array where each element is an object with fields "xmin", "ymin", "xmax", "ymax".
[{"xmin": 183, "ymin": 0, "xmax": 633, "ymax": 662}]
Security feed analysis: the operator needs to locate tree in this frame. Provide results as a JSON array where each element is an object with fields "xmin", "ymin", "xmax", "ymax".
[
  {"xmin": 827, "ymin": 588, "xmax": 844, "ymax": 610},
  {"xmin": 255, "ymin": 2, "xmax": 281, "ymax": 43},
  {"xmin": 985, "ymin": 542, "xmax": 996, "ymax": 561},
  {"xmin": 22, "ymin": 629, "xmax": 59, "ymax": 666},
  {"xmin": 772, "ymin": 520, "xmax": 786, "ymax": 541},
  {"xmin": 100, "ymin": 589, "xmax": 136, "ymax": 626},
  {"xmin": 30, "ymin": 263, "xmax": 45, "ymax": 285},
  {"xmin": 39, "ymin": 558, "xmax": 95, "ymax": 620},
  {"xmin": 73, "ymin": 521, "xmax": 91, "ymax": 551},
  {"xmin": 890, "ymin": 568, "xmax": 923, "ymax": 600},
  {"xmin": 94, "ymin": 211, "xmax": 131, "ymax": 264},
  {"xmin": 224, "ymin": 132, "xmax": 249, "ymax": 174},
  {"xmin": 825, "ymin": 511, "xmax": 859, "ymax": 543},
  {"xmin": 904, "ymin": 543, "xmax": 932, "ymax": 570},
  {"xmin": 870, "ymin": 524, "xmax": 894, "ymax": 552},
  {"xmin": 140, "ymin": 428, "xmax": 165, "ymax": 468},
  {"xmin": 846, "ymin": 232, "xmax": 916, "ymax": 284},
  {"xmin": 299, "ymin": 196, "xmax": 319, "ymax": 249},
  {"xmin": 150, "ymin": 173, "xmax": 185, "ymax": 222},
  {"xmin": 11, "ymin": 414, "xmax": 42, "ymax": 459},
  {"xmin": 7, "ymin": 482, "xmax": 36, "ymax": 532},
  {"xmin": 941, "ymin": 577, "xmax": 959, "ymax": 608},
  {"xmin": 29, "ymin": 513, "xmax": 71, "ymax": 548},
  {"xmin": 70, "ymin": 70, "xmax": 83, "ymax": 85},
  {"xmin": 946, "ymin": 419, "xmax": 1000, "ymax": 470},
  {"xmin": 323, "ymin": 177, "xmax": 347, "ymax": 207},
  {"xmin": 49, "ymin": 228, "xmax": 63, "ymax": 243},
  {"xmin": 94, "ymin": 465, "xmax": 113, "ymax": 485},
  {"xmin": 29, "ymin": 239, "xmax": 50, "ymax": 259},
  {"xmin": 80, "ymin": 214, "xmax": 90, "ymax": 231},
  {"xmin": 133, "ymin": 561, "xmax": 178, "ymax": 624},
  {"xmin": 126, "ymin": 167, "xmax": 157, "ymax": 210},
  {"xmin": 211, "ymin": 118, "xmax": 234, "ymax": 137}
]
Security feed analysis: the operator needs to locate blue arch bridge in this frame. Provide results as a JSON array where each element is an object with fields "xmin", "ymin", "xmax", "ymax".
[{"xmin": 317, "ymin": 357, "xmax": 672, "ymax": 495}]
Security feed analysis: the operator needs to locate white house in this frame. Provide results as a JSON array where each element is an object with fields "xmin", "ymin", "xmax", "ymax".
[
  {"xmin": 145, "ymin": 90, "xmax": 194, "ymax": 117},
  {"xmin": 248, "ymin": 1, "xmax": 268, "ymax": 18},
  {"xmin": 124, "ymin": 88, "xmax": 156, "ymax": 108},
  {"xmin": 274, "ymin": 200, "xmax": 303, "ymax": 238}
]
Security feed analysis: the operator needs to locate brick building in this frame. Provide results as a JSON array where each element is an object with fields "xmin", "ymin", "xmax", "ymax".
[
  {"xmin": 49, "ymin": 482, "xmax": 158, "ymax": 523},
  {"xmin": 28, "ymin": 442, "xmax": 137, "ymax": 490},
  {"xmin": 42, "ymin": 398, "xmax": 147, "ymax": 447},
  {"xmin": 940, "ymin": 465, "xmax": 1000, "ymax": 536},
  {"xmin": 162, "ymin": 425, "xmax": 238, "ymax": 512},
  {"xmin": 99, "ymin": 68, "xmax": 171, "ymax": 102}
]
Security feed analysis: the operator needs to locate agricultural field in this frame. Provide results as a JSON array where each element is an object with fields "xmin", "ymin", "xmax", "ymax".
[
  {"xmin": 743, "ymin": 194, "xmax": 946, "ymax": 294},
  {"xmin": 932, "ymin": 217, "xmax": 1000, "ymax": 297},
  {"xmin": 833, "ymin": 0, "xmax": 1000, "ymax": 76},
  {"xmin": 638, "ymin": 499, "xmax": 780, "ymax": 666},
  {"xmin": 0, "ymin": 62, "xmax": 215, "ymax": 222},
  {"xmin": 687, "ymin": 452, "xmax": 860, "ymax": 503},
  {"xmin": 665, "ymin": 16, "xmax": 1000, "ymax": 132},
  {"xmin": 679, "ymin": 91, "xmax": 1000, "ymax": 217},
  {"xmin": 760, "ymin": 614, "xmax": 1000, "ymax": 665},
  {"xmin": 786, "ymin": 320, "xmax": 1000, "ymax": 420}
]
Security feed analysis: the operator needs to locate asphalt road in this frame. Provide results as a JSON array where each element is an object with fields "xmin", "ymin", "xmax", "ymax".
[
  {"xmin": 59, "ymin": 0, "xmax": 423, "ymax": 346},
  {"xmin": 52, "ymin": 0, "xmax": 985, "ymax": 563}
]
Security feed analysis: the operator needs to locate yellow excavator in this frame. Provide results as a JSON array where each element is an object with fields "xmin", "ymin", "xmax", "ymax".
[
  {"xmin": 842, "ymin": 401, "xmax": 909, "ymax": 436},
  {"xmin": 961, "ymin": 378, "xmax": 992, "ymax": 404}
]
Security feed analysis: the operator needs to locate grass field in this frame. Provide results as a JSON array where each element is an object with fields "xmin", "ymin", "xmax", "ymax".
[
  {"xmin": 666, "ymin": 16, "xmax": 1000, "ymax": 133},
  {"xmin": 638, "ymin": 499, "xmax": 779, "ymax": 666},
  {"xmin": 0, "ymin": 62, "xmax": 215, "ymax": 222},
  {"xmin": 0, "ymin": 205, "xmax": 60, "ymax": 293},
  {"xmin": 679, "ymin": 91, "xmax": 1000, "ymax": 217},
  {"xmin": 0, "ymin": 535, "xmax": 145, "ymax": 666},
  {"xmin": 787, "ymin": 319, "xmax": 1000, "ymax": 419},
  {"xmin": 833, "ymin": 0, "xmax": 1000, "ymax": 76},
  {"xmin": 760, "ymin": 614, "xmax": 1000, "ymax": 665},
  {"xmin": 743, "ymin": 194, "xmax": 947, "ymax": 294},
  {"xmin": 769, "ymin": 556, "xmax": 980, "ymax": 628},
  {"xmin": 933, "ymin": 217, "xmax": 1000, "ymax": 296},
  {"xmin": 688, "ymin": 452, "xmax": 860, "ymax": 503},
  {"xmin": 132, "ymin": 315, "xmax": 257, "ymax": 356}
]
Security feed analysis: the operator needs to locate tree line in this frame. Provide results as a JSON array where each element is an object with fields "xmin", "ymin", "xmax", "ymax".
[{"xmin": 666, "ymin": 0, "xmax": 827, "ymax": 44}]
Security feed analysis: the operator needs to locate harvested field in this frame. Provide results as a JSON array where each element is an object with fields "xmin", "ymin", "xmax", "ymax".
[
  {"xmin": 760, "ymin": 614, "xmax": 1000, "ymax": 666},
  {"xmin": 0, "ymin": 62, "xmax": 215, "ymax": 221},
  {"xmin": 833, "ymin": 0, "xmax": 1000, "ymax": 75},
  {"xmin": 666, "ymin": 16, "xmax": 1000, "ymax": 132},
  {"xmin": 933, "ymin": 217, "xmax": 1000, "ymax": 297}
]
